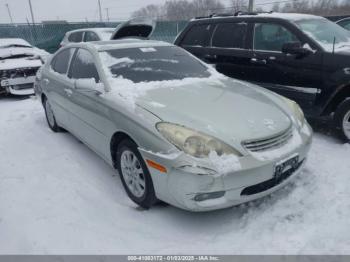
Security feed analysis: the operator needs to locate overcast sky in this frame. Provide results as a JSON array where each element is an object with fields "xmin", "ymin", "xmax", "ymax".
[{"xmin": 0, "ymin": 0, "xmax": 300, "ymax": 24}]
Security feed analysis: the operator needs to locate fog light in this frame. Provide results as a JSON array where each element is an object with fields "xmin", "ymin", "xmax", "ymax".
[{"xmin": 193, "ymin": 191, "xmax": 225, "ymax": 202}]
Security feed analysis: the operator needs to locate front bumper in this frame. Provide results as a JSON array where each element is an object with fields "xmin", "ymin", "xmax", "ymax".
[
  {"xmin": 1, "ymin": 76, "xmax": 35, "ymax": 95},
  {"xmin": 140, "ymin": 124, "xmax": 313, "ymax": 212}
]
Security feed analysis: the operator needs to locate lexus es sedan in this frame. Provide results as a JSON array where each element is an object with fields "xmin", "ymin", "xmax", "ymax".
[{"xmin": 35, "ymin": 39, "xmax": 312, "ymax": 211}]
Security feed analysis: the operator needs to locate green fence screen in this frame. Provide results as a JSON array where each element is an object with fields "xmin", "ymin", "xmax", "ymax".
[{"xmin": 0, "ymin": 21, "xmax": 188, "ymax": 53}]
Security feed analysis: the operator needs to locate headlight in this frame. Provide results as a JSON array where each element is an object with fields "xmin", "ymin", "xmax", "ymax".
[
  {"xmin": 283, "ymin": 97, "xmax": 305, "ymax": 128},
  {"xmin": 156, "ymin": 122, "xmax": 242, "ymax": 158}
]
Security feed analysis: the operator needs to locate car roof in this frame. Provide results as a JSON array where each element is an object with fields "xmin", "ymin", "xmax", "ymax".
[
  {"xmin": 64, "ymin": 39, "xmax": 173, "ymax": 52},
  {"xmin": 192, "ymin": 12, "xmax": 321, "ymax": 22},
  {"xmin": 66, "ymin": 27, "xmax": 115, "ymax": 34}
]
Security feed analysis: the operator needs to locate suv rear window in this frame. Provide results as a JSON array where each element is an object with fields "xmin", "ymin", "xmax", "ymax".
[
  {"xmin": 212, "ymin": 23, "xmax": 247, "ymax": 49},
  {"xmin": 68, "ymin": 31, "xmax": 84, "ymax": 43},
  {"xmin": 181, "ymin": 24, "xmax": 213, "ymax": 47}
]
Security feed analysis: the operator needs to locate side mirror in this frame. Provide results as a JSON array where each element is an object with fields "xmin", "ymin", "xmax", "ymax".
[
  {"xmin": 282, "ymin": 42, "xmax": 313, "ymax": 56},
  {"xmin": 74, "ymin": 78, "xmax": 104, "ymax": 95}
]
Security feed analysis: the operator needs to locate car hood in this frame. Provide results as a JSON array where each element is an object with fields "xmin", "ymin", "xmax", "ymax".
[
  {"xmin": 136, "ymin": 77, "xmax": 292, "ymax": 143},
  {"xmin": 0, "ymin": 47, "xmax": 49, "ymax": 61}
]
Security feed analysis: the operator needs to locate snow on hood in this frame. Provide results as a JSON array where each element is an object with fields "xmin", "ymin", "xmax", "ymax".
[
  {"xmin": 102, "ymin": 63, "xmax": 292, "ymax": 143},
  {"xmin": 0, "ymin": 38, "xmax": 32, "ymax": 48},
  {"xmin": 0, "ymin": 38, "xmax": 49, "ymax": 62}
]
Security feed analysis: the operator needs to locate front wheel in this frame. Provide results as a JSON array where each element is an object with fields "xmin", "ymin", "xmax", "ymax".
[
  {"xmin": 43, "ymin": 98, "xmax": 61, "ymax": 132},
  {"xmin": 335, "ymin": 99, "xmax": 350, "ymax": 142},
  {"xmin": 116, "ymin": 139, "xmax": 157, "ymax": 209}
]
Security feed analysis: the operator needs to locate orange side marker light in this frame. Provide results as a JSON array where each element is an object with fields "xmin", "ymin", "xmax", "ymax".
[{"xmin": 146, "ymin": 159, "xmax": 167, "ymax": 173}]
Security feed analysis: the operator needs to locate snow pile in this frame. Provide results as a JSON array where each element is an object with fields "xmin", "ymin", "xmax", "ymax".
[
  {"xmin": 0, "ymin": 98, "xmax": 350, "ymax": 254},
  {"xmin": 208, "ymin": 151, "xmax": 241, "ymax": 174}
]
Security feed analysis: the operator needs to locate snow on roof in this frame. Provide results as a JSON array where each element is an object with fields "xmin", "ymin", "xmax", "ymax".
[
  {"xmin": 0, "ymin": 38, "xmax": 32, "ymax": 48},
  {"xmin": 196, "ymin": 12, "xmax": 321, "ymax": 22},
  {"xmin": 92, "ymin": 39, "xmax": 172, "ymax": 51},
  {"xmin": 67, "ymin": 27, "xmax": 115, "ymax": 34}
]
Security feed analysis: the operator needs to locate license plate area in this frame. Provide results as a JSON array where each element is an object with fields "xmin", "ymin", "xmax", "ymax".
[
  {"xmin": 274, "ymin": 154, "xmax": 299, "ymax": 183},
  {"xmin": 1, "ymin": 76, "xmax": 36, "ymax": 87}
]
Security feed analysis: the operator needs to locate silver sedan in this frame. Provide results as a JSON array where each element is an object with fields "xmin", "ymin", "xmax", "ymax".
[{"xmin": 35, "ymin": 39, "xmax": 312, "ymax": 211}]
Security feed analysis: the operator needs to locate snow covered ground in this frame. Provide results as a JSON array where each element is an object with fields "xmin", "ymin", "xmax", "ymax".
[{"xmin": 0, "ymin": 96, "xmax": 350, "ymax": 255}]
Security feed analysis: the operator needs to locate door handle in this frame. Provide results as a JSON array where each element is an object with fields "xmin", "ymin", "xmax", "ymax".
[
  {"xmin": 250, "ymin": 58, "xmax": 267, "ymax": 65},
  {"xmin": 204, "ymin": 54, "xmax": 217, "ymax": 61},
  {"xmin": 64, "ymin": 88, "xmax": 73, "ymax": 96}
]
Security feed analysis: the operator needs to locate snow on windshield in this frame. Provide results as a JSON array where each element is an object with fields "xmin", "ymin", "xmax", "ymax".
[
  {"xmin": 99, "ymin": 46, "xmax": 226, "ymax": 109},
  {"xmin": 295, "ymin": 18, "xmax": 350, "ymax": 52}
]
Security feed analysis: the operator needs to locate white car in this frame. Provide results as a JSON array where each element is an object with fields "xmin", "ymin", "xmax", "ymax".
[
  {"xmin": 60, "ymin": 28, "xmax": 115, "ymax": 47},
  {"xmin": 0, "ymin": 38, "xmax": 48, "ymax": 96}
]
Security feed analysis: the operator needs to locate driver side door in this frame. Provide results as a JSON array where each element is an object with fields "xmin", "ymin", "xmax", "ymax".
[
  {"xmin": 250, "ymin": 22, "xmax": 323, "ymax": 113},
  {"xmin": 66, "ymin": 48, "xmax": 111, "ymax": 159}
]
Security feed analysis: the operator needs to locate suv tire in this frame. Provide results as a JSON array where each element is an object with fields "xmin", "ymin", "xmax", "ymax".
[{"xmin": 335, "ymin": 99, "xmax": 350, "ymax": 142}]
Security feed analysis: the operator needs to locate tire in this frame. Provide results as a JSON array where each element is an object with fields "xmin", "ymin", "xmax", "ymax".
[
  {"xmin": 116, "ymin": 139, "xmax": 157, "ymax": 209},
  {"xmin": 334, "ymin": 99, "xmax": 350, "ymax": 142},
  {"xmin": 43, "ymin": 97, "xmax": 61, "ymax": 132}
]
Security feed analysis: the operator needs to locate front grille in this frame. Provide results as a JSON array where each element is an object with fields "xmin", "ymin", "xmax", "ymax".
[
  {"xmin": 1, "ymin": 67, "xmax": 39, "ymax": 79},
  {"xmin": 241, "ymin": 159, "xmax": 304, "ymax": 196},
  {"xmin": 242, "ymin": 126, "xmax": 293, "ymax": 153}
]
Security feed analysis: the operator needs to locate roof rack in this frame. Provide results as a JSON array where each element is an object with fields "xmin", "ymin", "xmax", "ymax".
[{"xmin": 194, "ymin": 11, "xmax": 273, "ymax": 20}]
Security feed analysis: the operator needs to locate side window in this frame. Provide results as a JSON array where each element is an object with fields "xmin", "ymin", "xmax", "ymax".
[
  {"xmin": 69, "ymin": 49, "xmax": 100, "ymax": 82},
  {"xmin": 84, "ymin": 31, "xmax": 100, "ymax": 42},
  {"xmin": 51, "ymin": 48, "xmax": 75, "ymax": 75},
  {"xmin": 254, "ymin": 23, "xmax": 300, "ymax": 52},
  {"xmin": 212, "ymin": 23, "xmax": 247, "ymax": 49},
  {"xmin": 181, "ymin": 24, "xmax": 212, "ymax": 47},
  {"xmin": 68, "ymin": 31, "xmax": 84, "ymax": 43}
]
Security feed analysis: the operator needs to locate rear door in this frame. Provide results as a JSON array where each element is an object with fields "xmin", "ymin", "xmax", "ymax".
[
  {"xmin": 44, "ymin": 48, "xmax": 76, "ymax": 128},
  {"xmin": 208, "ymin": 21, "xmax": 254, "ymax": 81},
  {"xmin": 177, "ymin": 23, "xmax": 215, "ymax": 63},
  {"xmin": 249, "ymin": 21, "xmax": 323, "ymax": 112}
]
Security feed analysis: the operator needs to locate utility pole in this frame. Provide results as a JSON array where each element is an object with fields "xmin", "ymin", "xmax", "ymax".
[
  {"xmin": 5, "ymin": 3, "xmax": 14, "ymax": 24},
  {"xmin": 248, "ymin": 0, "xmax": 255, "ymax": 12},
  {"xmin": 105, "ymin": 8, "xmax": 110, "ymax": 22},
  {"xmin": 28, "ymin": 0, "xmax": 35, "ymax": 24},
  {"xmin": 98, "ymin": 0, "xmax": 103, "ymax": 22}
]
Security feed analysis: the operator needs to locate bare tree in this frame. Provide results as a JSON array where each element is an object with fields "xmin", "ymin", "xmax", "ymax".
[
  {"xmin": 131, "ymin": 4, "xmax": 164, "ymax": 19},
  {"xmin": 230, "ymin": 0, "xmax": 247, "ymax": 13}
]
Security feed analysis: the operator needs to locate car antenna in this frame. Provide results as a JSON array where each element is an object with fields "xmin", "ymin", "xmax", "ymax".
[{"xmin": 333, "ymin": 36, "xmax": 336, "ymax": 54}]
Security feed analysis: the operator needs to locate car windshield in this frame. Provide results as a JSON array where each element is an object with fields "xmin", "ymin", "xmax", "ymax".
[
  {"xmin": 295, "ymin": 18, "xmax": 350, "ymax": 51},
  {"xmin": 99, "ymin": 46, "xmax": 210, "ymax": 83}
]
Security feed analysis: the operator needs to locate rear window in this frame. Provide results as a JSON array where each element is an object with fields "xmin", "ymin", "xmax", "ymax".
[
  {"xmin": 84, "ymin": 31, "xmax": 100, "ymax": 42},
  {"xmin": 212, "ymin": 23, "xmax": 247, "ymax": 49},
  {"xmin": 68, "ymin": 31, "xmax": 84, "ymax": 43},
  {"xmin": 181, "ymin": 24, "xmax": 213, "ymax": 47},
  {"xmin": 99, "ymin": 46, "xmax": 210, "ymax": 83}
]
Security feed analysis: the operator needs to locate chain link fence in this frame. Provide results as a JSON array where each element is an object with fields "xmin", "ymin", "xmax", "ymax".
[{"xmin": 0, "ymin": 21, "xmax": 188, "ymax": 53}]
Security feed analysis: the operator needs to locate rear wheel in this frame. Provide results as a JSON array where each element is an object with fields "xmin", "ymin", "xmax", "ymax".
[
  {"xmin": 116, "ymin": 139, "xmax": 157, "ymax": 209},
  {"xmin": 43, "ymin": 97, "xmax": 61, "ymax": 132},
  {"xmin": 335, "ymin": 99, "xmax": 350, "ymax": 142}
]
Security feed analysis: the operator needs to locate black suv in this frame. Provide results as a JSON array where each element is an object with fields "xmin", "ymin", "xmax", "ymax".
[{"xmin": 174, "ymin": 12, "xmax": 350, "ymax": 141}]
